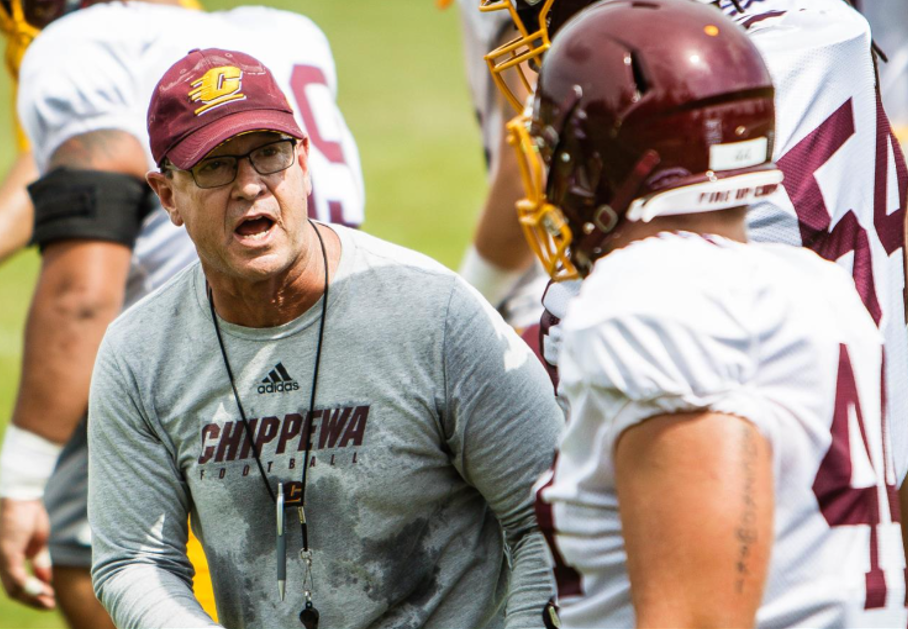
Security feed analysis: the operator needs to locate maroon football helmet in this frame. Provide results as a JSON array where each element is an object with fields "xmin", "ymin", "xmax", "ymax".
[{"xmin": 511, "ymin": 0, "xmax": 782, "ymax": 279}]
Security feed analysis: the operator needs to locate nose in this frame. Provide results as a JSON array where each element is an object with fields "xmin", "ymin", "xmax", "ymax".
[{"xmin": 232, "ymin": 156, "xmax": 266, "ymax": 199}]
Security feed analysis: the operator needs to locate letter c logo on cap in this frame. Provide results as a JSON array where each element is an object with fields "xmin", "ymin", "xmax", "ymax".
[{"xmin": 189, "ymin": 66, "xmax": 246, "ymax": 115}]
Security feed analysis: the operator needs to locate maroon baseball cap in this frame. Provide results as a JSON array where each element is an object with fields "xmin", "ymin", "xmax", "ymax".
[{"xmin": 148, "ymin": 48, "xmax": 306, "ymax": 169}]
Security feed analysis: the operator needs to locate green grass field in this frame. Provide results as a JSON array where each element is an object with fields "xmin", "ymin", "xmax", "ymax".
[{"xmin": 0, "ymin": 2, "xmax": 488, "ymax": 626}]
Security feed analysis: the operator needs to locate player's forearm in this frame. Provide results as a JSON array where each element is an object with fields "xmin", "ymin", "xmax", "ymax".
[
  {"xmin": 472, "ymin": 128, "xmax": 535, "ymax": 273},
  {"xmin": 12, "ymin": 243, "xmax": 131, "ymax": 443},
  {"xmin": 0, "ymin": 152, "xmax": 37, "ymax": 264}
]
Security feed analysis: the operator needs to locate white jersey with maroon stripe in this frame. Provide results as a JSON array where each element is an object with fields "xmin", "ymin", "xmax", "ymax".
[
  {"xmin": 17, "ymin": 2, "xmax": 364, "ymax": 309},
  {"xmin": 538, "ymin": 232, "xmax": 905, "ymax": 629},
  {"xmin": 718, "ymin": 0, "xmax": 908, "ymax": 481}
]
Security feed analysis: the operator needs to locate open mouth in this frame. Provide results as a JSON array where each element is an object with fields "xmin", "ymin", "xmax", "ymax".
[{"xmin": 235, "ymin": 216, "xmax": 275, "ymax": 240}]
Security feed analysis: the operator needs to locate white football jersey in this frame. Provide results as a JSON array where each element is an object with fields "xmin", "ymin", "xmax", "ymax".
[
  {"xmin": 711, "ymin": 0, "xmax": 908, "ymax": 482},
  {"xmin": 17, "ymin": 3, "xmax": 364, "ymax": 308},
  {"xmin": 539, "ymin": 232, "xmax": 905, "ymax": 629}
]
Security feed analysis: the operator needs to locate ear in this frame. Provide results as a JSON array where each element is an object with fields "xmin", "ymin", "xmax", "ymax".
[
  {"xmin": 147, "ymin": 170, "xmax": 184, "ymax": 227},
  {"xmin": 296, "ymin": 137, "xmax": 312, "ymax": 197}
]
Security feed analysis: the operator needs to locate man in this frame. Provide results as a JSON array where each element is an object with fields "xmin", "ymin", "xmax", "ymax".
[
  {"xmin": 482, "ymin": 0, "xmax": 908, "ymax": 480},
  {"xmin": 88, "ymin": 47, "xmax": 561, "ymax": 629},
  {"xmin": 0, "ymin": 1, "xmax": 364, "ymax": 627},
  {"xmin": 513, "ymin": 1, "xmax": 906, "ymax": 626}
]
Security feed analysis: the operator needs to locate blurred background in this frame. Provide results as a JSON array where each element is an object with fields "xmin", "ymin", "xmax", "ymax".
[{"xmin": 0, "ymin": 1, "xmax": 488, "ymax": 627}]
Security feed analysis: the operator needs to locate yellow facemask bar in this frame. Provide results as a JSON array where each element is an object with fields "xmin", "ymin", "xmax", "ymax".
[
  {"xmin": 507, "ymin": 112, "xmax": 579, "ymax": 281},
  {"xmin": 1, "ymin": 0, "xmax": 39, "ymax": 80},
  {"xmin": 480, "ymin": 0, "xmax": 555, "ymax": 113}
]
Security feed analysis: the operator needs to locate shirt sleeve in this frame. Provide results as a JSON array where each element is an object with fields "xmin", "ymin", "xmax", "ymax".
[
  {"xmin": 88, "ymin": 335, "xmax": 222, "ymax": 629},
  {"xmin": 560, "ymin": 297, "xmax": 770, "ymax": 459},
  {"xmin": 442, "ymin": 277, "xmax": 564, "ymax": 629},
  {"xmin": 17, "ymin": 36, "xmax": 145, "ymax": 173}
]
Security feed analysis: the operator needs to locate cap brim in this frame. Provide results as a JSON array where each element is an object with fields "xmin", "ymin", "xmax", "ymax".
[{"xmin": 166, "ymin": 109, "xmax": 306, "ymax": 170}]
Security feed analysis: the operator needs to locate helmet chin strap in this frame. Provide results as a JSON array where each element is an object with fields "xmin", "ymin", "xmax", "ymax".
[{"xmin": 572, "ymin": 149, "xmax": 661, "ymax": 273}]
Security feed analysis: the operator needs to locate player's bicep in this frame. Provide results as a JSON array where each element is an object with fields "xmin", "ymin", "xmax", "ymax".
[
  {"xmin": 29, "ymin": 130, "xmax": 154, "ymax": 251},
  {"xmin": 614, "ymin": 411, "xmax": 773, "ymax": 629}
]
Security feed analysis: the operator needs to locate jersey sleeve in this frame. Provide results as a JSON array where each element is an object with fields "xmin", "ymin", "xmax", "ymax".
[
  {"xmin": 17, "ymin": 34, "xmax": 145, "ymax": 173},
  {"xmin": 441, "ymin": 277, "xmax": 563, "ymax": 628},
  {"xmin": 88, "ymin": 334, "xmax": 222, "ymax": 629},
  {"xmin": 559, "ymin": 266, "xmax": 773, "ymax": 458}
]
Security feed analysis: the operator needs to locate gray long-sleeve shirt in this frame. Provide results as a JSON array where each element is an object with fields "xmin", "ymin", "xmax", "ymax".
[{"xmin": 88, "ymin": 225, "xmax": 562, "ymax": 629}]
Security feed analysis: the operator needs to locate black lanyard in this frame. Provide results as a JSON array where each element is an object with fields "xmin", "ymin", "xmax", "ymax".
[{"xmin": 208, "ymin": 219, "xmax": 328, "ymax": 628}]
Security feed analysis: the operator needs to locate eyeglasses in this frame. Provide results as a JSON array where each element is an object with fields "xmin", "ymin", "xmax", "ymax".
[{"xmin": 186, "ymin": 139, "xmax": 298, "ymax": 189}]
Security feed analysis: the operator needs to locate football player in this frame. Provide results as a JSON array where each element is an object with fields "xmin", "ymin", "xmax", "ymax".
[
  {"xmin": 483, "ymin": 0, "xmax": 908, "ymax": 485},
  {"xmin": 0, "ymin": 1, "xmax": 364, "ymax": 627},
  {"xmin": 518, "ymin": 1, "xmax": 906, "ymax": 626},
  {"xmin": 447, "ymin": 0, "xmax": 549, "ymax": 337}
]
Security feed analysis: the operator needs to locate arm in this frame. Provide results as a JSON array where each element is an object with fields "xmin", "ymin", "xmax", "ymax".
[
  {"xmin": 614, "ymin": 412, "xmax": 774, "ymax": 629},
  {"xmin": 443, "ymin": 278, "xmax": 563, "ymax": 628},
  {"xmin": 471, "ymin": 120, "xmax": 536, "ymax": 273},
  {"xmin": 12, "ymin": 129, "xmax": 147, "ymax": 443},
  {"xmin": 460, "ymin": 52, "xmax": 536, "ymax": 305},
  {"xmin": 88, "ymin": 337, "xmax": 221, "ymax": 629},
  {"xmin": 0, "ymin": 152, "xmax": 37, "ymax": 264},
  {"xmin": 0, "ymin": 129, "xmax": 147, "ymax": 608}
]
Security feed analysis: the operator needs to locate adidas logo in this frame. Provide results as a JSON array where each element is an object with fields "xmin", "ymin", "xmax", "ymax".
[{"xmin": 257, "ymin": 362, "xmax": 300, "ymax": 394}]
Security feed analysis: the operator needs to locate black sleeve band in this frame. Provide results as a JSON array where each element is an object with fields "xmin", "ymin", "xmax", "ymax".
[{"xmin": 28, "ymin": 167, "xmax": 156, "ymax": 251}]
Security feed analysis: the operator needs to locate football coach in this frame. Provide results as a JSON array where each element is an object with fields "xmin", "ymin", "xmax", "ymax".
[{"xmin": 86, "ymin": 48, "xmax": 562, "ymax": 629}]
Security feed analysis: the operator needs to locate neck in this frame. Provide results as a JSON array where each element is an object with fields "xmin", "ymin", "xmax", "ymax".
[
  {"xmin": 605, "ymin": 206, "xmax": 748, "ymax": 253},
  {"xmin": 206, "ymin": 223, "xmax": 340, "ymax": 328}
]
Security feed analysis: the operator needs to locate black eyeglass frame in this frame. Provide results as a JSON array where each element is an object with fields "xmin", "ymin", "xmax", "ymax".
[{"xmin": 170, "ymin": 138, "xmax": 299, "ymax": 189}]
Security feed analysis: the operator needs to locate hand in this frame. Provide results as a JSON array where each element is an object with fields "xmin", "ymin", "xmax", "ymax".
[{"xmin": 0, "ymin": 497, "xmax": 56, "ymax": 610}]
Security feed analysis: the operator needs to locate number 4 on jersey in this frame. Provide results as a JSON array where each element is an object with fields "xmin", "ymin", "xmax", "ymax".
[{"xmin": 812, "ymin": 344, "xmax": 900, "ymax": 609}]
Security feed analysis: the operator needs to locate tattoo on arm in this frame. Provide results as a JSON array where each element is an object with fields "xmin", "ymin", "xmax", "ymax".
[
  {"xmin": 735, "ymin": 422, "xmax": 759, "ymax": 594},
  {"xmin": 48, "ymin": 129, "xmax": 148, "ymax": 177}
]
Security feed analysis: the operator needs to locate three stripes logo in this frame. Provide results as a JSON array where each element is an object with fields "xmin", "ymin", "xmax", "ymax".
[{"xmin": 257, "ymin": 362, "xmax": 300, "ymax": 394}]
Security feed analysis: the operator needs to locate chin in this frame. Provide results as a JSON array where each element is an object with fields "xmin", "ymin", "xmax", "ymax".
[{"xmin": 227, "ymin": 253, "xmax": 293, "ymax": 282}]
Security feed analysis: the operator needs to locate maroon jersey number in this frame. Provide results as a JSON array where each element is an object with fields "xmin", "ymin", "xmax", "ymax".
[
  {"xmin": 812, "ymin": 344, "xmax": 898, "ymax": 609},
  {"xmin": 776, "ymin": 97, "xmax": 907, "ymax": 326},
  {"xmin": 288, "ymin": 64, "xmax": 350, "ymax": 225}
]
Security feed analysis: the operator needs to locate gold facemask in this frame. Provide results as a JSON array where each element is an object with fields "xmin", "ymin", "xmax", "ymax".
[
  {"xmin": 1, "ymin": 0, "xmax": 39, "ymax": 80},
  {"xmin": 507, "ymin": 112, "xmax": 579, "ymax": 281},
  {"xmin": 480, "ymin": 0, "xmax": 554, "ymax": 113}
]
